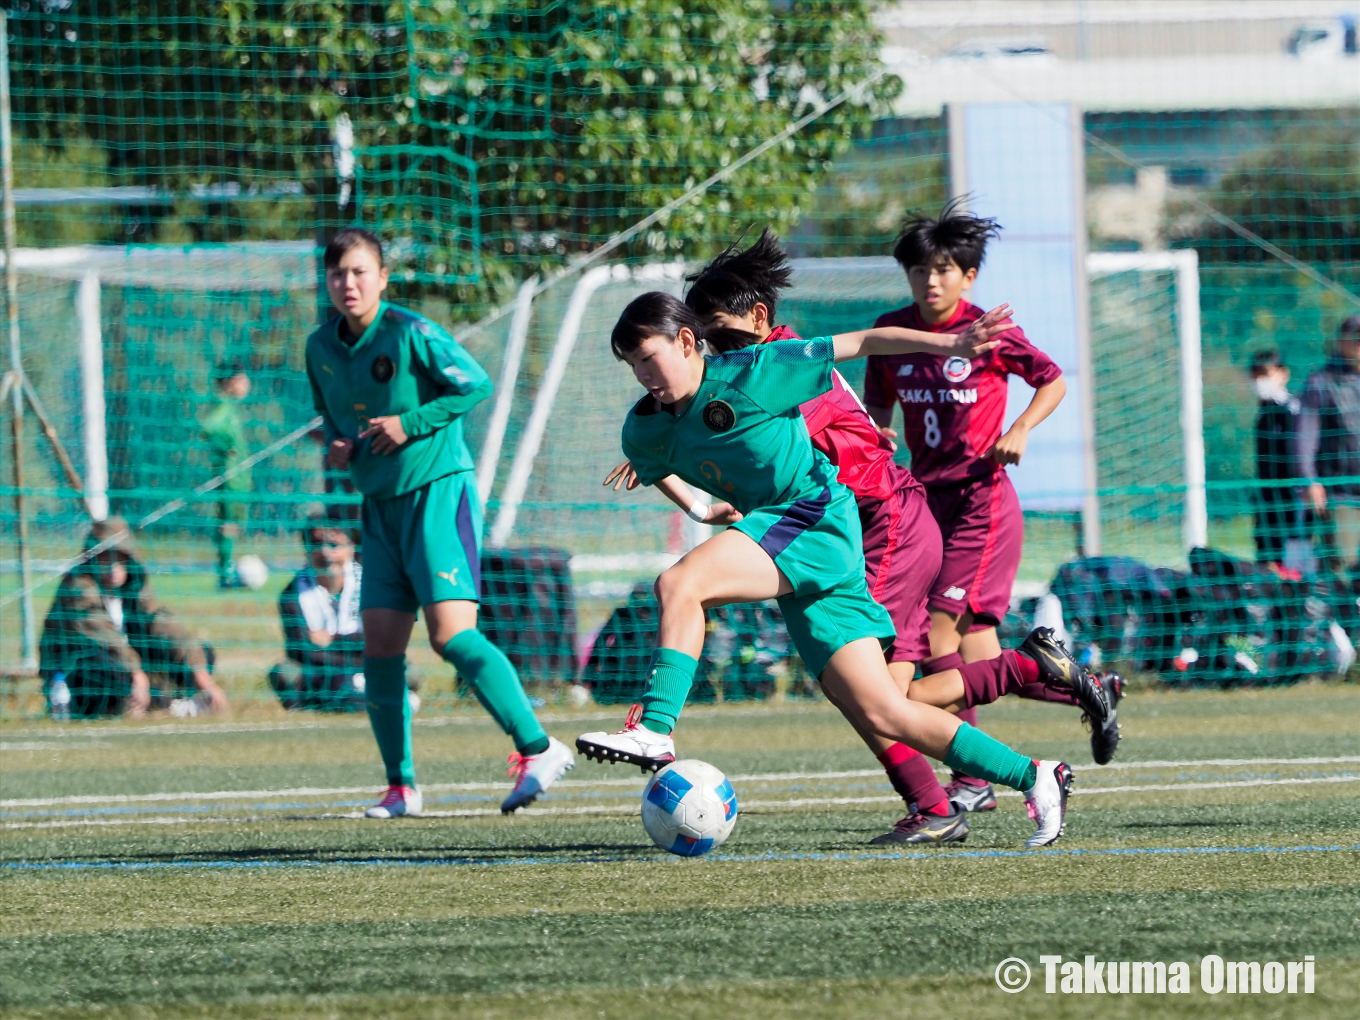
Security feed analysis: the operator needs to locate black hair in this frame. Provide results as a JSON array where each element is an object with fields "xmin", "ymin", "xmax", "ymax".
[
  {"xmin": 300, "ymin": 511, "xmax": 353, "ymax": 550},
  {"xmin": 324, "ymin": 227, "xmax": 384, "ymax": 269},
  {"xmin": 610, "ymin": 292, "xmax": 706, "ymax": 359},
  {"xmin": 892, "ymin": 197, "xmax": 1002, "ymax": 274},
  {"xmin": 1249, "ymin": 350, "xmax": 1285, "ymax": 376},
  {"xmin": 1340, "ymin": 313, "xmax": 1360, "ymax": 341},
  {"xmin": 213, "ymin": 357, "xmax": 247, "ymax": 383},
  {"xmin": 684, "ymin": 228, "xmax": 793, "ymax": 321},
  {"xmin": 702, "ymin": 325, "xmax": 764, "ymax": 355}
]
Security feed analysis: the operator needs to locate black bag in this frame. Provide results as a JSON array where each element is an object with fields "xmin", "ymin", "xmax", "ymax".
[
  {"xmin": 1048, "ymin": 556, "xmax": 1189, "ymax": 673},
  {"xmin": 479, "ymin": 547, "xmax": 578, "ymax": 683},
  {"xmin": 1172, "ymin": 547, "xmax": 1334, "ymax": 687},
  {"xmin": 582, "ymin": 590, "xmax": 795, "ymax": 704},
  {"xmin": 580, "ymin": 584, "xmax": 660, "ymax": 704}
]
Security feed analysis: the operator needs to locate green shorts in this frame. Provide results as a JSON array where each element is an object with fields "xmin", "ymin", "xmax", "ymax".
[
  {"xmin": 360, "ymin": 471, "xmax": 482, "ymax": 613},
  {"xmin": 733, "ymin": 482, "xmax": 894, "ymax": 676},
  {"xmin": 779, "ymin": 576, "xmax": 895, "ymax": 678}
]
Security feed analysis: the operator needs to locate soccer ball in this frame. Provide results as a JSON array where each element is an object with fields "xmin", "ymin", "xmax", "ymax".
[
  {"xmin": 235, "ymin": 554, "xmax": 269, "ymax": 590},
  {"xmin": 641, "ymin": 760, "xmax": 738, "ymax": 857}
]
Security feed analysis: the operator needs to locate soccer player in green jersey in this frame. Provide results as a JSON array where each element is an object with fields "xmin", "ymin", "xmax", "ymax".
[
  {"xmin": 200, "ymin": 361, "xmax": 253, "ymax": 588},
  {"xmin": 577, "ymin": 293, "xmax": 1073, "ymax": 846},
  {"xmin": 307, "ymin": 228, "xmax": 574, "ymax": 818}
]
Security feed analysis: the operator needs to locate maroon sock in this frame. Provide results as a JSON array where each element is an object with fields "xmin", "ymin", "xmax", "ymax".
[
  {"xmin": 1016, "ymin": 682, "xmax": 1081, "ymax": 707},
  {"xmin": 957, "ymin": 651, "xmax": 1041, "ymax": 709},
  {"xmin": 921, "ymin": 651, "xmax": 965, "ymax": 675},
  {"xmin": 876, "ymin": 743, "xmax": 951, "ymax": 815}
]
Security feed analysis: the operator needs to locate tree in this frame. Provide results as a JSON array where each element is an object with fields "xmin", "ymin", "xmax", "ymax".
[
  {"xmin": 7, "ymin": 1, "xmax": 899, "ymax": 312},
  {"xmin": 1173, "ymin": 112, "xmax": 1360, "ymax": 265}
]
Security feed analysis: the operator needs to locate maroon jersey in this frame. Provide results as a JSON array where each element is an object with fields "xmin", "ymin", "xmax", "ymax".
[
  {"xmin": 863, "ymin": 300, "xmax": 1061, "ymax": 488},
  {"xmin": 763, "ymin": 324, "xmax": 916, "ymax": 504}
]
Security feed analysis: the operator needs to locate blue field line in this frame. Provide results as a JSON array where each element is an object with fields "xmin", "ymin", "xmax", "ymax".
[{"xmin": 3, "ymin": 842, "xmax": 1358, "ymax": 873}]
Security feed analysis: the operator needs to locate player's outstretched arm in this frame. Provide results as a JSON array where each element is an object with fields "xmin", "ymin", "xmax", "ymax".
[
  {"xmin": 832, "ymin": 303, "xmax": 1013, "ymax": 363},
  {"xmin": 605, "ymin": 463, "xmax": 742, "ymax": 524}
]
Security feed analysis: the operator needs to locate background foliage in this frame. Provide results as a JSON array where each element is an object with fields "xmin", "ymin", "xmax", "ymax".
[{"xmin": 9, "ymin": 0, "xmax": 899, "ymax": 312}]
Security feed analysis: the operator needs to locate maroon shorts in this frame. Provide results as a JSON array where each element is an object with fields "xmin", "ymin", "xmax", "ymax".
[
  {"xmin": 925, "ymin": 471, "xmax": 1023, "ymax": 629},
  {"xmin": 860, "ymin": 483, "xmax": 942, "ymax": 664}
]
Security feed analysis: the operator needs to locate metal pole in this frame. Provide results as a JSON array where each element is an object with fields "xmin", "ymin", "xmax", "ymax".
[
  {"xmin": 0, "ymin": 11, "xmax": 35, "ymax": 669},
  {"xmin": 1070, "ymin": 102, "xmax": 1101, "ymax": 556},
  {"xmin": 78, "ymin": 271, "xmax": 107, "ymax": 520},
  {"xmin": 1175, "ymin": 250, "xmax": 1207, "ymax": 551}
]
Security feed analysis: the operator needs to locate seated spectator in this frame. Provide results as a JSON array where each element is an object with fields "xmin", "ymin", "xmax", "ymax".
[
  {"xmin": 268, "ymin": 515, "xmax": 366, "ymax": 711},
  {"xmin": 40, "ymin": 518, "xmax": 227, "ymax": 718}
]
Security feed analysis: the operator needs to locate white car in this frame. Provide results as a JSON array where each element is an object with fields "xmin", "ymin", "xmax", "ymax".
[{"xmin": 1287, "ymin": 18, "xmax": 1358, "ymax": 60}]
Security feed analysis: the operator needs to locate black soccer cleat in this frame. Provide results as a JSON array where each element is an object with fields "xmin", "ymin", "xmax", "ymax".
[
  {"xmin": 1089, "ymin": 670, "xmax": 1124, "ymax": 765},
  {"xmin": 1020, "ymin": 627, "xmax": 1114, "ymax": 735},
  {"xmin": 869, "ymin": 808, "xmax": 969, "ymax": 845}
]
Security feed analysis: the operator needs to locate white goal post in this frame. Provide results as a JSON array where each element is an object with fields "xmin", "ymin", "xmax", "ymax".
[{"xmin": 1086, "ymin": 249, "xmax": 1205, "ymax": 551}]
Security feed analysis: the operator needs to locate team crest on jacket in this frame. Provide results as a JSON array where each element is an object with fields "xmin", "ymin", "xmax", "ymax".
[
  {"xmin": 371, "ymin": 355, "xmax": 395, "ymax": 383},
  {"xmin": 943, "ymin": 357, "xmax": 972, "ymax": 383},
  {"xmin": 702, "ymin": 399, "xmax": 736, "ymax": 432}
]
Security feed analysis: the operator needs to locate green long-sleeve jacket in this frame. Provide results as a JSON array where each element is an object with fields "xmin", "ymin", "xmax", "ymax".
[
  {"xmin": 305, "ymin": 302, "xmax": 492, "ymax": 499},
  {"xmin": 200, "ymin": 395, "xmax": 252, "ymax": 492},
  {"xmin": 40, "ymin": 540, "xmax": 208, "ymax": 679}
]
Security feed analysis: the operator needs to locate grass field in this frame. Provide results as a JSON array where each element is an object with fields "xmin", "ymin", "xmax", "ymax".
[{"xmin": 2, "ymin": 683, "xmax": 1358, "ymax": 1018}]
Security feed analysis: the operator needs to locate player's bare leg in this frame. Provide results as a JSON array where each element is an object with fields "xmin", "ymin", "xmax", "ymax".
[
  {"xmin": 578, "ymin": 529, "xmax": 791, "ymax": 770},
  {"xmin": 819, "ymin": 640, "xmax": 1069, "ymax": 846},
  {"xmin": 820, "ymin": 640, "xmax": 964, "ymax": 759},
  {"xmin": 824, "ymin": 660, "xmax": 969, "ymax": 845},
  {"xmin": 920, "ymin": 608, "xmax": 996, "ymax": 809}
]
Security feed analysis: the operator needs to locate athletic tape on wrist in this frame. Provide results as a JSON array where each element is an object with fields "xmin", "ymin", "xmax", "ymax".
[{"xmin": 686, "ymin": 500, "xmax": 710, "ymax": 523}]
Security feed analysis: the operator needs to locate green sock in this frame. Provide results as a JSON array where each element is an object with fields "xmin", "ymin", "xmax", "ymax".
[
  {"xmin": 363, "ymin": 655, "xmax": 415, "ymax": 786},
  {"xmin": 639, "ymin": 648, "xmax": 699, "ymax": 734},
  {"xmin": 943, "ymin": 722, "xmax": 1038, "ymax": 791},
  {"xmin": 442, "ymin": 629, "xmax": 549, "ymax": 756},
  {"xmin": 214, "ymin": 531, "xmax": 235, "ymax": 581}
]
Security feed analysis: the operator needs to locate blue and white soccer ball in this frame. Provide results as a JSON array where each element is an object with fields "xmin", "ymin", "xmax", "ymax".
[{"xmin": 641, "ymin": 759, "xmax": 738, "ymax": 857}]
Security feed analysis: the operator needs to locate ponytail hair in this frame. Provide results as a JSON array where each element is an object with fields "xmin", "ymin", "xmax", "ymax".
[{"xmin": 702, "ymin": 325, "xmax": 763, "ymax": 355}]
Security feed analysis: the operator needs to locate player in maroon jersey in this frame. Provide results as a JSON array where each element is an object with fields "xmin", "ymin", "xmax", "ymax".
[
  {"xmin": 606, "ymin": 230, "xmax": 1108, "ymax": 845},
  {"xmin": 863, "ymin": 203, "xmax": 1122, "ymax": 812}
]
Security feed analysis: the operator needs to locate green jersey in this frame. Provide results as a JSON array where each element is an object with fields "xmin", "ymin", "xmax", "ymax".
[
  {"xmin": 622, "ymin": 336, "xmax": 839, "ymax": 513},
  {"xmin": 306, "ymin": 302, "xmax": 492, "ymax": 500},
  {"xmin": 200, "ymin": 395, "xmax": 251, "ymax": 492}
]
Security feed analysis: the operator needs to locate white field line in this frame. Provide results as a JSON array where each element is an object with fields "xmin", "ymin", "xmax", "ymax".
[
  {"xmin": 5, "ymin": 756, "xmax": 1359, "ymax": 810},
  {"xmin": 4, "ymin": 775, "xmax": 1358, "ymax": 830},
  {"xmin": 0, "ymin": 703, "xmax": 822, "ymax": 743}
]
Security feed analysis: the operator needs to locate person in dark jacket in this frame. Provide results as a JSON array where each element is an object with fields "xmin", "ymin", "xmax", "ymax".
[
  {"xmin": 268, "ymin": 515, "xmax": 367, "ymax": 711},
  {"xmin": 39, "ymin": 518, "xmax": 226, "ymax": 718},
  {"xmin": 1248, "ymin": 350, "xmax": 1302, "ymax": 572},
  {"xmin": 1300, "ymin": 314, "xmax": 1360, "ymax": 576}
]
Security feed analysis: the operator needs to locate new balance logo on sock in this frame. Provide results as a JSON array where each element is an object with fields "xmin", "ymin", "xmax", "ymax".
[{"xmin": 944, "ymin": 586, "xmax": 967, "ymax": 600}]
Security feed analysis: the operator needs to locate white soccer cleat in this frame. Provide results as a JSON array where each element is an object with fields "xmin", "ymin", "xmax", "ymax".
[
  {"xmin": 576, "ymin": 704, "xmax": 676, "ymax": 773},
  {"xmin": 501, "ymin": 737, "xmax": 576, "ymax": 813},
  {"xmin": 1022, "ymin": 760, "xmax": 1074, "ymax": 848},
  {"xmin": 364, "ymin": 784, "xmax": 423, "ymax": 819}
]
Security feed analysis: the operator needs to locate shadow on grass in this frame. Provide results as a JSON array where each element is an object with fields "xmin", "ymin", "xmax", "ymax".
[{"xmin": 15, "ymin": 840, "xmax": 655, "ymax": 868}]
